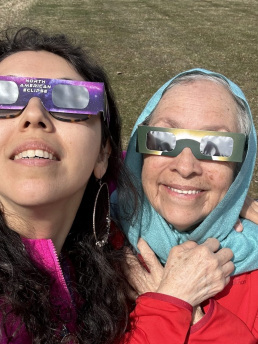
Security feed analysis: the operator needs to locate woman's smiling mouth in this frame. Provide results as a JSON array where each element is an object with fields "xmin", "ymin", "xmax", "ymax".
[
  {"xmin": 13, "ymin": 149, "xmax": 57, "ymax": 160},
  {"xmin": 10, "ymin": 140, "xmax": 60, "ymax": 162},
  {"xmin": 167, "ymin": 186, "xmax": 201, "ymax": 195}
]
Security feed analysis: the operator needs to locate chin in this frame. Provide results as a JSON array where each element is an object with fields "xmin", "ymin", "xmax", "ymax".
[
  {"xmin": 171, "ymin": 220, "xmax": 203, "ymax": 232},
  {"xmin": 12, "ymin": 198, "xmax": 53, "ymax": 208},
  {"xmin": 9, "ymin": 191, "xmax": 60, "ymax": 208}
]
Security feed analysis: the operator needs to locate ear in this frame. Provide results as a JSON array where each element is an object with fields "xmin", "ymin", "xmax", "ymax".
[{"xmin": 94, "ymin": 139, "xmax": 112, "ymax": 179}]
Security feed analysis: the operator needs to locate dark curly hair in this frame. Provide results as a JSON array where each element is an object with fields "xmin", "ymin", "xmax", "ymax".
[{"xmin": 0, "ymin": 27, "xmax": 136, "ymax": 343}]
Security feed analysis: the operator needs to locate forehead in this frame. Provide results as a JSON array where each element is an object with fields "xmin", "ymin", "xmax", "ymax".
[
  {"xmin": 150, "ymin": 80, "xmax": 239, "ymax": 132},
  {"xmin": 0, "ymin": 51, "xmax": 83, "ymax": 81}
]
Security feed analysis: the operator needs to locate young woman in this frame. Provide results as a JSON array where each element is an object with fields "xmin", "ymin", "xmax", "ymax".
[{"xmin": 0, "ymin": 27, "xmax": 136, "ymax": 344}]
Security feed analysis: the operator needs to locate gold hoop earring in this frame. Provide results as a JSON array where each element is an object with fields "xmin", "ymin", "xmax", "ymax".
[{"xmin": 93, "ymin": 180, "xmax": 111, "ymax": 247}]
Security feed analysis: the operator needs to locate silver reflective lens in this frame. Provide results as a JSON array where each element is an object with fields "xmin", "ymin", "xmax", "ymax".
[
  {"xmin": 52, "ymin": 84, "xmax": 89, "ymax": 109},
  {"xmin": 200, "ymin": 136, "xmax": 234, "ymax": 157},
  {"xmin": 0, "ymin": 80, "xmax": 19, "ymax": 104},
  {"xmin": 147, "ymin": 131, "xmax": 176, "ymax": 151}
]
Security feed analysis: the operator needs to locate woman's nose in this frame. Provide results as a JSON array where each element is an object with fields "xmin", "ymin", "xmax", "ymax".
[
  {"xmin": 17, "ymin": 97, "xmax": 54, "ymax": 132},
  {"xmin": 171, "ymin": 147, "xmax": 203, "ymax": 177}
]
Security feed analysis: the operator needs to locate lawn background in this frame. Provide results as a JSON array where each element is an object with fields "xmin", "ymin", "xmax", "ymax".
[{"xmin": 0, "ymin": 0, "xmax": 257, "ymax": 196}]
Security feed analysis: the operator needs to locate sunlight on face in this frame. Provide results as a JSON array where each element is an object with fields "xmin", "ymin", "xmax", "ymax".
[
  {"xmin": 0, "ymin": 51, "xmax": 105, "ymax": 216},
  {"xmin": 142, "ymin": 80, "xmax": 238, "ymax": 231}
]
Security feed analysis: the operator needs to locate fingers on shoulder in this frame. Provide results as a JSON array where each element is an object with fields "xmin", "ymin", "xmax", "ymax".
[
  {"xmin": 215, "ymin": 247, "xmax": 234, "ymax": 263},
  {"xmin": 201, "ymin": 238, "xmax": 220, "ymax": 252},
  {"xmin": 170, "ymin": 240, "xmax": 198, "ymax": 255},
  {"xmin": 137, "ymin": 238, "xmax": 157, "ymax": 259}
]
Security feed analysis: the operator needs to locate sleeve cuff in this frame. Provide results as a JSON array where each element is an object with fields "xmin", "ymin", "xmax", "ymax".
[{"xmin": 139, "ymin": 292, "xmax": 193, "ymax": 312}]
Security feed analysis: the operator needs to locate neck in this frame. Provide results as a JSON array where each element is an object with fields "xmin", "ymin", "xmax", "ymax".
[{"xmin": 2, "ymin": 200, "xmax": 81, "ymax": 255}]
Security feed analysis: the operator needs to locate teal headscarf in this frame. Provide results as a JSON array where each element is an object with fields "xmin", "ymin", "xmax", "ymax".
[{"xmin": 113, "ymin": 68, "xmax": 258, "ymax": 275}]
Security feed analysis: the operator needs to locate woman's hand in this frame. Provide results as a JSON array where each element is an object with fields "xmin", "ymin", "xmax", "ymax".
[
  {"xmin": 233, "ymin": 196, "xmax": 258, "ymax": 232},
  {"xmin": 156, "ymin": 238, "xmax": 234, "ymax": 306},
  {"xmin": 125, "ymin": 239, "xmax": 164, "ymax": 297},
  {"xmin": 240, "ymin": 195, "xmax": 258, "ymax": 224},
  {"xmin": 125, "ymin": 238, "xmax": 234, "ymax": 307}
]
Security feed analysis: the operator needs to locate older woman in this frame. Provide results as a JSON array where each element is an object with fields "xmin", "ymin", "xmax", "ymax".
[{"xmin": 116, "ymin": 69, "xmax": 258, "ymax": 343}]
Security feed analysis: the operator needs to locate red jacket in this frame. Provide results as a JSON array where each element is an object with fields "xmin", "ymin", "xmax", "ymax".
[{"xmin": 122, "ymin": 270, "xmax": 258, "ymax": 343}]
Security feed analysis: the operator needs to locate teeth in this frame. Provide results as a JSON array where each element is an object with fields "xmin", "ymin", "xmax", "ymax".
[
  {"xmin": 168, "ymin": 187, "xmax": 201, "ymax": 195},
  {"xmin": 27, "ymin": 150, "xmax": 35, "ymax": 158},
  {"xmin": 35, "ymin": 149, "xmax": 44, "ymax": 158},
  {"xmin": 14, "ymin": 150, "xmax": 57, "ymax": 160}
]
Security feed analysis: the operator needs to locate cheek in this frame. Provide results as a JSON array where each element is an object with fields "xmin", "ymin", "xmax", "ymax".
[
  {"xmin": 65, "ymin": 122, "xmax": 102, "ymax": 152},
  {"xmin": 142, "ymin": 158, "xmax": 155, "ymax": 195},
  {"xmin": 141, "ymin": 156, "xmax": 166, "ymax": 200},
  {"xmin": 205, "ymin": 162, "xmax": 235, "ymax": 191},
  {"xmin": 0, "ymin": 121, "xmax": 16, "ymax": 139},
  {"xmin": 63, "ymin": 125, "xmax": 102, "ymax": 174},
  {"xmin": 142, "ymin": 156, "xmax": 159, "ymax": 184},
  {"xmin": 142, "ymin": 155, "xmax": 167, "ymax": 173}
]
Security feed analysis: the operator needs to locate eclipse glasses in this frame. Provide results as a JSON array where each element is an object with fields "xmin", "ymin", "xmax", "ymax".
[
  {"xmin": 137, "ymin": 125, "xmax": 246, "ymax": 162},
  {"xmin": 0, "ymin": 76, "xmax": 109, "ymax": 123}
]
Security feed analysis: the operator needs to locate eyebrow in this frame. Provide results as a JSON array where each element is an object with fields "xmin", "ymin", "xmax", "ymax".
[
  {"xmin": 150, "ymin": 117, "xmax": 232, "ymax": 132},
  {"xmin": 150, "ymin": 117, "xmax": 177, "ymax": 127}
]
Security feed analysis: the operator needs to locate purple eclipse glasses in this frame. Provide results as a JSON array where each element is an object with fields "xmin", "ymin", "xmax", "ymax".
[{"xmin": 0, "ymin": 76, "xmax": 109, "ymax": 124}]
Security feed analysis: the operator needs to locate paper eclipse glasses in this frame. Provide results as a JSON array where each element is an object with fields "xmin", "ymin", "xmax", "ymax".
[
  {"xmin": 137, "ymin": 125, "xmax": 246, "ymax": 162},
  {"xmin": 0, "ymin": 76, "xmax": 109, "ymax": 123}
]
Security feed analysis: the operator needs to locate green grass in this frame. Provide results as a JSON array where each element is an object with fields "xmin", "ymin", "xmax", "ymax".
[{"xmin": 0, "ymin": 0, "xmax": 257, "ymax": 195}]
